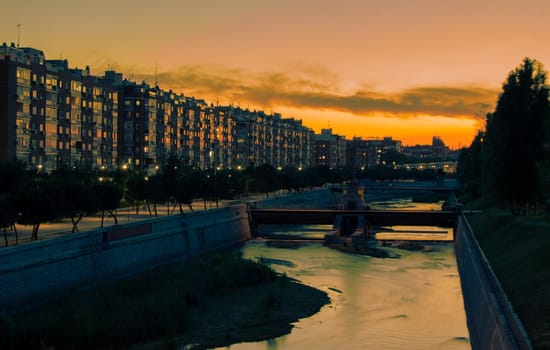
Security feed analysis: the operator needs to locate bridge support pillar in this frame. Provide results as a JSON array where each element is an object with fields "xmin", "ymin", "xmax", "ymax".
[
  {"xmin": 333, "ymin": 214, "xmax": 342, "ymax": 237},
  {"xmin": 364, "ymin": 217, "xmax": 371, "ymax": 240}
]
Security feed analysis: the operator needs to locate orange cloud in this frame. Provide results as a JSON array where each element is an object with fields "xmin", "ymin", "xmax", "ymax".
[{"xmin": 131, "ymin": 64, "xmax": 497, "ymax": 121}]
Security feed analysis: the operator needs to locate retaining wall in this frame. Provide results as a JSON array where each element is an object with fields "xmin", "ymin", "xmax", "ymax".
[
  {"xmin": 455, "ymin": 214, "xmax": 532, "ymax": 350},
  {"xmin": 0, "ymin": 204, "xmax": 251, "ymax": 315}
]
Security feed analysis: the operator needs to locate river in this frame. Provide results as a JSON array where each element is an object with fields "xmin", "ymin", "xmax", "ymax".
[{"xmin": 221, "ymin": 198, "xmax": 471, "ymax": 349}]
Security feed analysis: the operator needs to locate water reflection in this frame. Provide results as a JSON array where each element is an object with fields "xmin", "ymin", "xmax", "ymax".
[
  {"xmin": 223, "ymin": 241, "xmax": 470, "ymax": 350},
  {"xmin": 219, "ymin": 198, "xmax": 470, "ymax": 350}
]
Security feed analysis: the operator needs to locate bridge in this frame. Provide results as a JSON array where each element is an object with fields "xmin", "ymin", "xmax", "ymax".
[
  {"xmin": 361, "ymin": 179, "xmax": 460, "ymax": 195},
  {"xmin": 249, "ymin": 209, "xmax": 459, "ymax": 234}
]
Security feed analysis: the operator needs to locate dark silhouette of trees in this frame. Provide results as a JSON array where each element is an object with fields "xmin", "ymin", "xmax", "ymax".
[
  {"xmin": 0, "ymin": 157, "xmax": 354, "ymax": 246},
  {"xmin": 245, "ymin": 164, "xmax": 280, "ymax": 197},
  {"xmin": 169, "ymin": 168, "xmax": 198, "ymax": 213},
  {"xmin": 126, "ymin": 172, "xmax": 150, "ymax": 215},
  {"xmin": 48, "ymin": 169, "xmax": 100, "ymax": 233},
  {"xmin": 484, "ymin": 57, "xmax": 550, "ymax": 205},
  {"xmin": 457, "ymin": 132, "xmax": 485, "ymax": 202},
  {"xmin": 17, "ymin": 172, "xmax": 59, "ymax": 240},
  {"xmin": 94, "ymin": 181, "xmax": 123, "ymax": 227},
  {"xmin": 458, "ymin": 58, "xmax": 550, "ymax": 211},
  {"xmin": 0, "ymin": 161, "xmax": 28, "ymax": 245}
]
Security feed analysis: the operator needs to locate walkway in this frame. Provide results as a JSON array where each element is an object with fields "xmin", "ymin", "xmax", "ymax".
[{"xmin": 1, "ymin": 187, "xmax": 332, "ymax": 247}]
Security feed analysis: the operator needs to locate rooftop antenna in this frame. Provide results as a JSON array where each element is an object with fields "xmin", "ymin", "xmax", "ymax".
[
  {"xmin": 17, "ymin": 24, "xmax": 21, "ymax": 48},
  {"xmin": 154, "ymin": 64, "xmax": 158, "ymax": 86}
]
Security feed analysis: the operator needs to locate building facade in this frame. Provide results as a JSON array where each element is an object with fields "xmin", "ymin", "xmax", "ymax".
[
  {"xmin": 313, "ymin": 128, "xmax": 346, "ymax": 169},
  {"xmin": 0, "ymin": 44, "xmax": 315, "ymax": 173},
  {"xmin": 345, "ymin": 136, "xmax": 402, "ymax": 168}
]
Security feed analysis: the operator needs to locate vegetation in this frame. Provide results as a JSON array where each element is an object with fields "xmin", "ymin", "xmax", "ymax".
[
  {"xmin": 467, "ymin": 211, "xmax": 550, "ymax": 349},
  {"xmin": 1, "ymin": 148, "xmax": 450, "ymax": 246},
  {"xmin": 456, "ymin": 58, "xmax": 550, "ymax": 348},
  {"xmin": 458, "ymin": 57, "xmax": 550, "ymax": 210},
  {"xmin": 0, "ymin": 163, "xmax": 125, "ymax": 243},
  {"xmin": 0, "ymin": 252, "xmax": 329, "ymax": 349}
]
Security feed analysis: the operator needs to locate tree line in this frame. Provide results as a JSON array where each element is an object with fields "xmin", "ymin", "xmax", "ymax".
[
  {"xmin": 0, "ymin": 158, "xmax": 345, "ymax": 245},
  {"xmin": 458, "ymin": 57, "xmax": 550, "ymax": 212},
  {"xmin": 1, "ymin": 150, "xmax": 453, "ymax": 246}
]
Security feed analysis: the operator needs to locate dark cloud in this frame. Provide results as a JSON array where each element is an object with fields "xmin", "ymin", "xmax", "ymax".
[{"xmin": 131, "ymin": 64, "xmax": 497, "ymax": 119}]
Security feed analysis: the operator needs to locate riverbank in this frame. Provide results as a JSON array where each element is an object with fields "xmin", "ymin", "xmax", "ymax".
[
  {"xmin": 1, "ymin": 252, "xmax": 329, "ymax": 349},
  {"xmin": 467, "ymin": 210, "xmax": 550, "ymax": 349}
]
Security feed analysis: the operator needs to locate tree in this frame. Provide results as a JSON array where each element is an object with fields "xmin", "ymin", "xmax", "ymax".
[
  {"xmin": 252, "ymin": 164, "xmax": 280, "ymax": 196},
  {"xmin": 49, "ymin": 170, "xmax": 99, "ymax": 233},
  {"xmin": 126, "ymin": 172, "xmax": 149, "ymax": 214},
  {"xmin": 457, "ymin": 132, "xmax": 485, "ymax": 201},
  {"xmin": 484, "ymin": 58, "xmax": 550, "ymax": 205},
  {"xmin": 0, "ymin": 161, "xmax": 28, "ymax": 245},
  {"xmin": 94, "ymin": 181, "xmax": 123, "ymax": 226},
  {"xmin": 17, "ymin": 173, "xmax": 60, "ymax": 240},
  {"xmin": 170, "ymin": 171, "xmax": 195, "ymax": 213},
  {"xmin": 144, "ymin": 174, "xmax": 168, "ymax": 216}
]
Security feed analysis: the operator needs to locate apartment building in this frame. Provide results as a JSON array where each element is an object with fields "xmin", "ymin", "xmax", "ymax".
[
  {"xmin": 313, "ymin": 128, "xmax": 346, "ymax": 169},
  {"xmin": 1, "ymin": 44, "xmax": 314, "ymax": 173}
]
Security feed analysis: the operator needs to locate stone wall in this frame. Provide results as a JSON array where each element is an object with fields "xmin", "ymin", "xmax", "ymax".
[
  {"xmin": 455, "ymin": 214, "xmax": 532, "ymax": 350},
  {"xmin": 0, "ymin": 204, "xmax": 251, "ymax": 315}
]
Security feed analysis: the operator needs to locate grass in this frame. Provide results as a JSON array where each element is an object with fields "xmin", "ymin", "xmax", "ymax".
[
  {"xmin": 0, "ymin": 251, "xmax": 329, "ymax": 350},
  {"xmin": 467, "ymin": 210, "xmax": 550, "ymax": 349}
]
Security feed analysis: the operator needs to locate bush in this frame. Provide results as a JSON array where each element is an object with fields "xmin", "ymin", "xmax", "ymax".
[{"xmin": 1, "ymin": 252, "xmax": 278, "ymax": 349}]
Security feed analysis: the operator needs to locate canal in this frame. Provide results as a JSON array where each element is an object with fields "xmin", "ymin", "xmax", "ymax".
[{"xmin": 224, "ymin": 199, "xmax": 470, "ymax": 349}]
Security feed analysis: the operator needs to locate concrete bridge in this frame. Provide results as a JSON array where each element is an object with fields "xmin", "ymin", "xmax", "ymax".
[{"xmin": 248, "ymin": 208, "xmax": 459, "ymax": 238}]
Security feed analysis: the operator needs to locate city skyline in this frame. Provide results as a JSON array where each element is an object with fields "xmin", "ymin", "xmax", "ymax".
[{"xmin": 3, "ymin": 0, "xmax": 550, "ymax": 148}]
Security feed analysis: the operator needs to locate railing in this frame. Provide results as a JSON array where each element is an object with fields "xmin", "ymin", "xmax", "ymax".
[{"xmin": 249, "ymin": 209, "xmax": 458, "ymax": 228}]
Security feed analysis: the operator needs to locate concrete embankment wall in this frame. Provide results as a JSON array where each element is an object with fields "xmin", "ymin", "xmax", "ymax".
[
  {"xmin": 0, "ymin": 204, "xmax": 251, "ymax": 315},
  {"xmin": 455, "ymin": 214, "xmax": 531, "ymax": 350}
]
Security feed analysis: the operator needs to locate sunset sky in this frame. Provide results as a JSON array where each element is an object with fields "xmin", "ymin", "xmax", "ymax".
[{"xmin": 3, "ymin": 0, "xmax": 550, "ymax": 148}]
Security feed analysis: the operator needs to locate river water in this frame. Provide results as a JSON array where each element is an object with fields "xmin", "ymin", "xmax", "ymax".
[{"xmin": 222, "ymin": 198, "xmax": 471, "ymax": 350}]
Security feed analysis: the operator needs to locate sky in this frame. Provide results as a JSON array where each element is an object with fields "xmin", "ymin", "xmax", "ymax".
[{"xmin": 3, "ymin": 0, "xmax": 550, "ymax": 148}]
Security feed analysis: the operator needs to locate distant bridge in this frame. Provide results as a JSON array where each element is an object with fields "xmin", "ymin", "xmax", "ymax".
[
  {"xmin": 362, "ymin": 180, "xmax": 460, "ymax": 195},
  {"xmin": 249, "ymin": 208, "xmax": 458, "ymax": 229}
]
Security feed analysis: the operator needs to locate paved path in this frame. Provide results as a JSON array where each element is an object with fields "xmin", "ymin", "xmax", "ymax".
[{"xmin": 1, "ymin": 187, "xmax": 332, "ymax": 248}]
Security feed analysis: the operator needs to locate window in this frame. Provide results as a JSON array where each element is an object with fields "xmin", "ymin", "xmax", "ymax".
[
  {"xmin": 71, "ymin": 81, "xmax": 81, "ymax": 92},
  {"xmin": 16, "ymin": 68, "xmax": 31, "ymax": 85}
]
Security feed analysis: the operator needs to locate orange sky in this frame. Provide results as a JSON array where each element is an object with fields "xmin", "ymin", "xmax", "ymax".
[{"xmin": 4, "ymin": 0, "xmax": 550, "ymax": 148}]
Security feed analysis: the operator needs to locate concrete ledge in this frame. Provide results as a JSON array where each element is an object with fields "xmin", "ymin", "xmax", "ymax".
[
  {"xmin": 455, "ymin": 214, "xmax": 532, "ymax": 350},
  {"xmin": 0, "ymin": 204, "xmax": 251, "ymax": 315}
]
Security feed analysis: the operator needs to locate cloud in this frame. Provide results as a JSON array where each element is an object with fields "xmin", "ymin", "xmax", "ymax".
[{"xmin": 130, "ymin": 64, "xmax": 497, "ymax": 120}]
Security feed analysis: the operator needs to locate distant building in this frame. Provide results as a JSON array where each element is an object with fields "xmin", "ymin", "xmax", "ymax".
[
  {"xmin": 230, "ymin": 107, "xmax": 313, "ymax": 169},
  {"xmin": 345, "ymin": 136, "xmax": 401, "ymax": 168},
  {"xmin": 314, "ymin": 128, "xmax": 346, "ymax": 169},
  {"xmin": 402, "ymin": 136, "xmax": 450, "ymax": 160},
  {"xmin": 2, "ymin": 43, "xmax": 459, "ymax": 174}
]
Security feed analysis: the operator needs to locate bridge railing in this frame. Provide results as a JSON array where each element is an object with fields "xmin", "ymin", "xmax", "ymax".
[{"xmin": 249, "ymin": 208, "xmax": 459, "ymax": 229}]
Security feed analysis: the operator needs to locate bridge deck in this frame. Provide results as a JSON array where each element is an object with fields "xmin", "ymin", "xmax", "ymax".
[{"xmin": 249, "ymin": 209, "xmax": 458, "ymax": 228}]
